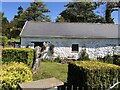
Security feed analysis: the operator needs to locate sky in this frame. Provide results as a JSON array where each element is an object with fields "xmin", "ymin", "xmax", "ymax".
[
  {"xmin": 1, "ymin": 2, "xmax": 119, "ymax": 23},
  {"xmin": 2, "ymin": 2, "xmax": 68, "ymax": 22}
]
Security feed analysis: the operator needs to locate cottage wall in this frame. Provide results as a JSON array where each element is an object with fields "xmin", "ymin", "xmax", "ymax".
[{"xmin": 21, "ymin": 37, "xmax": 119, "ymax": 59}]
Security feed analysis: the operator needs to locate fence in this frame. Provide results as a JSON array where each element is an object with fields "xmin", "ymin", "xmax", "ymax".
[{"xmin": 57, "ymin": 82, "xmax": 120, "ymax": 90}]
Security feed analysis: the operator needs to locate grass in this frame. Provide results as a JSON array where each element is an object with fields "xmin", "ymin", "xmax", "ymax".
[{"xmin": 33, "ymin": 61, "xmax": 68, "ymax": 83}]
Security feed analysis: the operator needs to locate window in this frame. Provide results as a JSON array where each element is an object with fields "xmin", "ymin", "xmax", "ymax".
[{"xmin": 72, "ymin": 44, "xmax": 79, "ymax": 52}]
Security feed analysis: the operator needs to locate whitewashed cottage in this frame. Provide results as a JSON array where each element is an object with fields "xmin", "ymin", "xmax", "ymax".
[{"xmin": 20, "ymin": 21, "xmax": 120, "ymax": 59}]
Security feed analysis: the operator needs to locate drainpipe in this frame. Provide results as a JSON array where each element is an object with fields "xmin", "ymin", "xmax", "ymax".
[
  {"xmin": 118, "ymin": 7, "xmax": 120, "ymax": 46},
  {"xmin": 118, "ymin": 7, "xmax": 120, "ymax": 24}
]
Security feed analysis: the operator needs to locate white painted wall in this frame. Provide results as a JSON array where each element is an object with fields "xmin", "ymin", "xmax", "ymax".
[
  {"xmin": 21, "ymin": 37, "xmax": 119, "ymax": 59},
  {"xmin": 118, "ymin": 8, "xmax": 120, "ymax": 24}
]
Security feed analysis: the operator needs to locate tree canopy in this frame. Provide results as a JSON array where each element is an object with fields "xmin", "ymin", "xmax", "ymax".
[
  {"xmin": 1, "ymin": 13, "xmax": 10, "ymax": 38},
  {"xmin": 57, "ymin": 2, "xmax": 120, "ymax": 23},
  {"xmin": 23, "ymin": 2, "xmax": 50, "ymax": 21},
  {"xmin": 104, "ymin": 2, "xmax": 120, "ymax": 23},
  {"xmin": 3, "ymin": 2, "xmax": 51, "ymax": 39},
  {"xmin": 59, "ymin": 2, "xmax": 105, "ymax": 23},
  {"xmin": 56, "ymin": 16, "xmax": 65, "ymax": 22}
]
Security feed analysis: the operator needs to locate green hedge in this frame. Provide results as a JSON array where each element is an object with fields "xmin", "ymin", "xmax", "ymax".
[
  {"xmin": 2, "ymin": 48, "xmax": 34, "ymax": 67},
  {"xmin": 1, "ymin": 62, "xmax": 33, "ymax": 90},
  {"xmin": 67, "ymin": 61, "xmax": 120, "ymax": 89},
  {"xmin": 113, "ymin": 54, "xmax": 120, "ymax": 66}
]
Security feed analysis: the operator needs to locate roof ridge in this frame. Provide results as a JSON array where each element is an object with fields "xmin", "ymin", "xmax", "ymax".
[{"xmin": 27, "ymin": 21, "xmax": 118, "ymax": 25}]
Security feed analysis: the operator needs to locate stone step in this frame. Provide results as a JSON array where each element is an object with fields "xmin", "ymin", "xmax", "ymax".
[{"xmin": 19, "ymin": 77, "xmax": 64, "ymax": 90}]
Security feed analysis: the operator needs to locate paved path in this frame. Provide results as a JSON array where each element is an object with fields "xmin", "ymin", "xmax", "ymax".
[{"xmin": 19, "ymin": 77, "xmax": 64, "ymax": 90}]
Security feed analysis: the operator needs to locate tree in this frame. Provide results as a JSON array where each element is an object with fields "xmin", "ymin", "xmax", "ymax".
[
  {"xmin": 10, "ymin": 27, "xmax": 21, "ymax": 38},
  {"xmin": 95, "ymin": 2, "xmax": 120, "ymax": 23},
  {"xmin": 2, "ymin": 13, "xmax": 9, "ymax": 29},
  {"xmin": 10, "ymin": 2, "xmax": 51, "ymax": 39},
  {"xmin": 23, "ymin": 2, "xmax": 51, "ymax": 21},
  {"xmin": 105, "ymin": 2, "xmax": 120, "ymax": 23},
  {"xmin": 59, "ymin": 2, "xmax": 105, "ymax": 23},
  {"xmin": 1, "ymin": 13, "xmax": 11, "ymax": 38},
  {"xmin": 0, "ymin": 12, "xmax": 2, "ymax": 33},
  {"xmin": 11, "ymin": 6, "xmax": 25, "ymax": 29},
  {"xmin": 9, "ymin": 6, "xmax": 25, "ymax": 38},
  {"xmin": 0, "ymin": 36, "xmax": 8, "ymax": 47},
  {"xmin": 18, "ymin": 6, "xmax": 24, "ymax": 17},
  {"xmin": 56, "ymin": 16, "xmax": 65, "ymax": 22}
]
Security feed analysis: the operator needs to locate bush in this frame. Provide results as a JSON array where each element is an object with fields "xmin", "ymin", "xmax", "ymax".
[
  {"xmin": 10, "ymin": 28, "xmax": 21, "ymax": 38},
  {"xmin": 7, "ymin": 38, "xmax": 20, "ymax": 46},
  {"xmin": 0, "ymin": 36, "xmax": 8, "ymax": 47},
  {"xmin": 103, "ymin": 55, "xmax": 113, "ymax": 64},
  {"xmin": 113, "ymin": 54, "xmax": 120, "ymax": 66},
  {"xmin": 54, "ymin": 56, "xmax": 61, "ymax": 63},
  {"xmin": 2, "ymin": 48, "xmax": 34, "ymax": 67},
  {"xmin": 67, "ymin": 61, "xmax": 120, "ymax": 89},
  {"xmin": 78, "ymin": 49, "xmax": 90, "ymax": 60},
  {"xmin": 1, "ymin": 62, "xmax": 33, "ymax": 90},
  {"xmin": 97, "ymin": 55, "xmax": 113, "ymax": 64}
]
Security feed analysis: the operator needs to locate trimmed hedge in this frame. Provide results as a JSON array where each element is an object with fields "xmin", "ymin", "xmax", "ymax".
[
  {"xmin": 113, "ymin": 54, "xmax": 120, "ymax": 66},
  {"xmin": 1, "ymin": 62, "xmax": 33, "ymax": 90},
  {"xmin": 2, "ymin": 48, "xmax": 34, "ymax": 67},
  {"xmin": 67, "ymin": 61, "xmax": 120, "ymax": 90}
]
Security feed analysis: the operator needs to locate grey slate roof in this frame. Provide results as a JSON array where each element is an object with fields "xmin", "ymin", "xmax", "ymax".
[{"xmin": 20, "ymin": 21, "xmax": 119, "ymax": 38}]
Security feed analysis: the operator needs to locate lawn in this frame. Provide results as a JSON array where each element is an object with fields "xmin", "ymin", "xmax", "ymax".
[{"xmin": 33, "ymin": 61, "xmax": 68, "ymax": 83}]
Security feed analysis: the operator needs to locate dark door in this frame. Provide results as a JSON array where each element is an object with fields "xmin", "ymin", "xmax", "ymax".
[{"xmin": 31, "ymin": 42, "xmax": 43, "ymax": 47}]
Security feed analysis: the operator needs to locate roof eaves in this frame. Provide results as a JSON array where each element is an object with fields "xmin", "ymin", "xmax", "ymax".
[
  {"xmin": 19, "ymin": 21, "xmax": 28, "ymax": 37},
  {"xmin": 20, "ymin": 35, "xmax": 118, "ymax": 39},
  {"xmin": 27, "ymin": 21, "xmax": 118, "ymax": 25}
]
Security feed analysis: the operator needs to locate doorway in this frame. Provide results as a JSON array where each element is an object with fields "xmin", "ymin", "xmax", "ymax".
[{"xmin": 31, "ymin": 42, "xmax": 44, "ymax": 48}]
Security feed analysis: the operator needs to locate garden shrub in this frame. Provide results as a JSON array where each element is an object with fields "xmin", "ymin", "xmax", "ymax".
[
  {"xmin": 103, "ymin": 54, "xmax": 113, "ymax": 64},
  {"xmin": 97, "ymin": 55, "xmax": 113, "ymax": 64},
  {"xmin": 54, "ymin": 56, "xmax": 61, "ymax": 63},
  {"xmin": 113, "ymin": 54, "xmax": 120, "ymax": 66},
  {"xmin": 78, "ymin": 49, "xmax": 90, "ymax": 60},
  {"xmin": 100, "ymin": 54, "xmax": 120, "ymax": 66},
  {"xmin": 2, "ymin": 48, "xmax": 34, "ymax": 67},
  {"xmin": 67, "ymin": 61, "xmax": 120, "ymax": 90},
  {"xmin": 0, "ymin": 36, "xmax": 8, "ymax": 47},
  {"xmin": 1, "ymin": 62, "xmax": 33, "ymax": 90}
]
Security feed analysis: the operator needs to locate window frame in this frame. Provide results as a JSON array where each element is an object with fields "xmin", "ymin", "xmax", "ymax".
[{"xmin": 71, "ymin": 44, "xmax": 79, "ymax": 53}]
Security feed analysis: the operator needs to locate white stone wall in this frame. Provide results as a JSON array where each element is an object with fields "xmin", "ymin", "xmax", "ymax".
[
  {"xmin": 118, "ymin": 9, "xmax": 120, "ymax": 39},
  {"xmin": 21, "ymin": 37, "xmax": 119, "ymax": 59}
]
